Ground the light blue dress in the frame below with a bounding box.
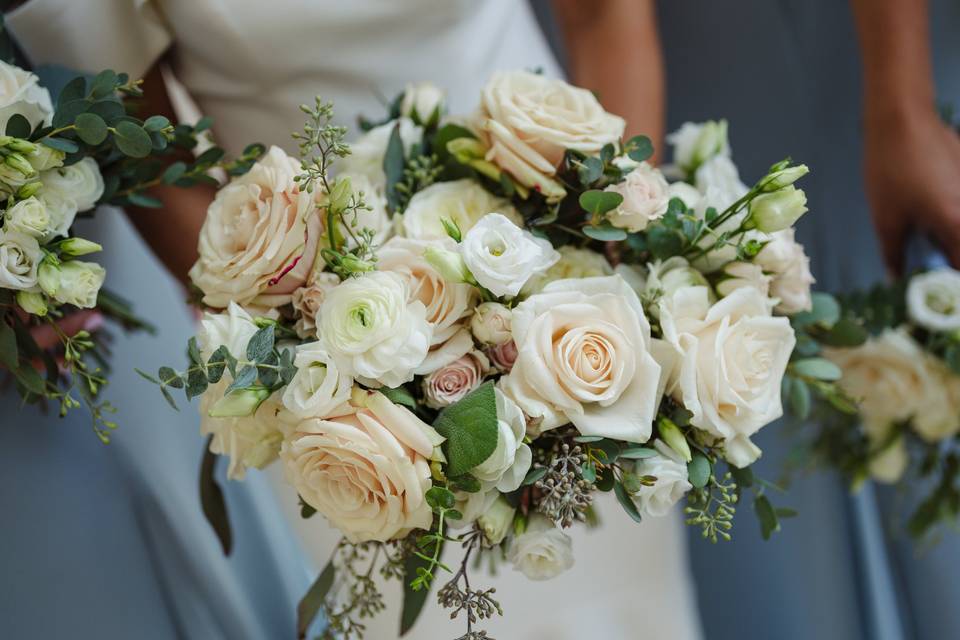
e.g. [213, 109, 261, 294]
[0, 67, 311, 639]
[656, 1, 960, 638]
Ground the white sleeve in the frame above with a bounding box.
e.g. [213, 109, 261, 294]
[7, 0, 173, 79]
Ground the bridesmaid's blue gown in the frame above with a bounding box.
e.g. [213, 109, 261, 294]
[0, 68, 311, 639]
[656, 1, 960, 638]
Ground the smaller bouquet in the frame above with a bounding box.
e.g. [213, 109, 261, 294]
[0, 58, 248, 439]
[796, 267, 960, 539]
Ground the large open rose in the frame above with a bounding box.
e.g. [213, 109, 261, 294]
[659, 286, 795, 467]
[280, 389, 442, 542]
[500, 275, 663, 443]
[190, 146, 321, 308]
[477, 70, 625, 199]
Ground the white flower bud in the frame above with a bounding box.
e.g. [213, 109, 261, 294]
[478, 496, 515, 546]
[16, 290, 47, 316]
[400, 81, 445, 126]
[762, 164, 809, 192]
[59, 237, 103, 257]
[424, 246, 473, 284]
[747, 186, 808, 232]
[470, 301, 512, 345]
[209, 387, 271, 418]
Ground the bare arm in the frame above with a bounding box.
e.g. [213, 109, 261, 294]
[851, 0, 960, 272]
[552, 0, 665, 160]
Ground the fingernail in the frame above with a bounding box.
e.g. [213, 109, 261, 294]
[83, 313, 105, 333]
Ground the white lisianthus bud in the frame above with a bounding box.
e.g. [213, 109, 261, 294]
[209, 387, 272, 418]
[37, 261, 59, 296]
[400, 81, 445, 126]
[52, 260, 105, 308]
[4, 196, 51, 237]
[747, 186, 808, 232]
[16, 290, 47, 316]
[5, 151, 36, 178]
[658, 417, 692, 462]
[59, 237, 103, 257]
[762, 164, 809, 192]
[508, 514, 574, 581]
[470, 301, 513, 345]
[424, 246, 473, 284]
[906, 268, 960, 332]
[715, 261, 771, 299]
[478, 496, 515, 546]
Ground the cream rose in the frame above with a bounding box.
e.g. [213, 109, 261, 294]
[628, 439, 692, 518]
[398, 179, 521, 240]
[460, 213, 560, 298]
[0, 60, 52, 133]
[281, 341, 353, 420]
[41, 157, 104, 212]
[378, 236, 476, 345]
[338, 118, 422, 187]
[754, 229, 814, 314]
[200, 381, 285, 480]
[189, 146, 321, 308]
[0, 228, 41, 290]
[470, 301, 513, 345]
[906, 268, 960, 332]
[604, 163, 670, 232]
[471, 388, 532, 492]
[422, 350, 488, 409]
[281, 389, 442, 542]
[291, 271, 341, 339]
[508, 514, 574, 581]
[659, 286, 795, 467]
[477, 70, 625, 199]
[501, 275, 663, 443]
[318, 270, 432, 387]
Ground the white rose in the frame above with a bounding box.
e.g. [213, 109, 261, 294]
[333, 172, 392, 250]
[501, 275, 663, 443]
[41, 157, 104, 212]
[478, 495, 516, 546]
[422, 350, 488, 409]
[754, 229, 815, 314]
[477, 70, 625, 200]
[628, 439, 692, 518]
[200, 380, 285, 480]
[667, 120, 729, 175]
[4, 196, 51, 237]
[906, 268, 960, 332]
[913, 357, 960, 442]
[281, 389, 442, 542]
[460, 213, 560, 298]
[291, 272, 341, 339]
[0, 228, 41, 290]
[523, 245, 612, 294]
[659, 286, 795, 465]
[472, 388, 532, 492]
[197, 301, 259, 360]
[470, 301, 512, 345]
[0, 60, 52, 133]
[694, 155, 747, 211]
[318, 270, 432, 387]
[868, 435, 908, 484]
[189, 146, 321, 308]
[716, 261, 771, 299]
[603, 163, 670, 232]
[36, 188, 78, 239]
[378, 236, 476, 345]
[398, 179, 521, 240]
[281, 341, 353, 420]
[52, 260, 105, 309]
[338, 118, 422, 187]
[508, 514, 574, 581]
[400, 81, 445, 125]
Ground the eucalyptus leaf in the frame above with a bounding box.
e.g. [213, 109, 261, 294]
[754, 494, 780, 540]
[624, 135, 654, 162]
[614, 480, 643, 523]
[5, 113, 31, 138]
[200, 438, 233, 554]
[0, 321, 17, 369]
[127, 192, 163, 208]
[246, 325, 275, 362]
[522, 466, 548, 486]
[619, 446, 658, 460]
[578, 189, 623, 216]
[114, 121, 152, 158]
[89, 69, 118, 100]
[789, 377, 812, 420]
[41, 137, 78, 153]
[792, 357, 843, 381]
[383, 123, 406, 211]
[687, 452, 711, 489]
[583, 224, 627, 241]
[297, 561, 335, 640]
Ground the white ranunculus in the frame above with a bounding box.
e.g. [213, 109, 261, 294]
[398, 179, 521, 240]
[52, 260, 105, 309]
[470, 301, 512, 345]
[318, 271, 432, 387]
[604, 163, 670, 232]
[400, 81, 445, 125]
[338, 118, 422, 187]
[716, 261, 771, 299]
[333, 172, 392, 250]
[422, 350, 488, 409]
[197, 301, 259, 361]
[37, 188, 79, 239]
[4, 196, 50, 237]
[281, 341, 353, 420]
[291, 271, 341, 339]
[0, 60, 52, 133]
[472, 388, 532, 492]
[378, 236, 476, 345]
[189, 146, 321, 308]
[0, 228, 40, 290]
[281, 389, 442, 542]
[501, 275, 663, 443]
[667, 120, 729, 175]
[523, 245, 612, 295]
[200, 381, 285, 480]
[478, 495, 516, 546]
[460, 213, 560, 298]
[41, 157, 104, 212]
[906, 268, 960, 332]
[659, 286, 795, 463]
[754, 228, 815, 314]
[628, 439, 692, 518]
[508, 514, 574, 581]
[477, 70, 625, 200]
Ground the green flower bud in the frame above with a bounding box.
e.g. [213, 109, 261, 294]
[38, 262, 60, 297]
[59, 237, 103, 257]
[338, 253, 375, 275]
[747, 186, 808, 232]
[16, 290, 48, 316]
[208, 387, 271, 418]
[5, 152, 37, 177]
[28, 145, 65, 172]
[424, 246, 472, 284]
[328, 175, 353, 213]
[658, 416, 692, 462]
[16, 180, 42, 199]
[7, 139, 38, 154]
[762, 164, 809, 192]
[440, 216, 462, 242]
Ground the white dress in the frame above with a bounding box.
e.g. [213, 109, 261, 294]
[9, 2, 702, 638]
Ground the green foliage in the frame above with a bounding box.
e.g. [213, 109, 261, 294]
[199, 437, 233, 555]
[624, 135, 654, 162]
[432, 381, 499, 477]
[298, 561, 336, 639]
[614, 479, 643, 523]
[687, 452, 712, 489]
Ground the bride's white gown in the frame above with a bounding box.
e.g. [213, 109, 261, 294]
[11, 1, 702, 637]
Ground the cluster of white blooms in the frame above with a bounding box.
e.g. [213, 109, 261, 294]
[0, 61, 106, 317]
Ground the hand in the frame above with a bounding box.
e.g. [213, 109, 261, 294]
[28, 310, 103, 352]
[863, 108, 960, 274]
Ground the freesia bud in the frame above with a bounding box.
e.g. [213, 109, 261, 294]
[59, 237, 103, 257]
[762, 164, 809, 192]
[747, 186, 808, 232]
[658, 416, 692, 462]
[479, 496, 516, 546]
[209, 387, 271, 417]
[16, 290, 47, 316]
[424, 246, 473, 284]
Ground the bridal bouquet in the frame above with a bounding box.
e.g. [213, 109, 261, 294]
[0, 59, 251, 440]
[147, 71, 827, 638]
[797, 267, 960, 539]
